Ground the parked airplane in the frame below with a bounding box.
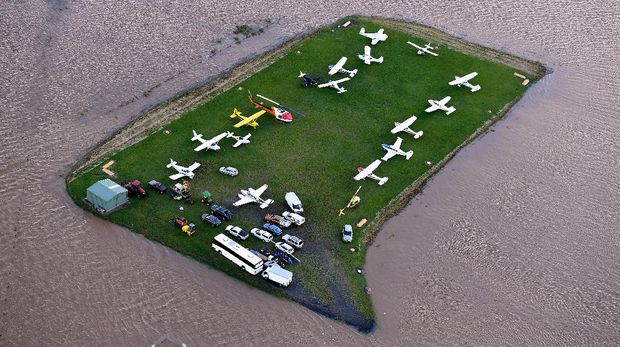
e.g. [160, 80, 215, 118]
[359, 27, 388, 45]
[354, 159, 388, 186]
[191, 130, 232, 151]
[425, 96, 456, 115]
[227, 132, 251, 147]
[298, 71, 320, 87]
[406, 41, 438, 56]
[391, 114, 424, 139]
[233, 184, 274, 209]
[328, 57, 358, 78]
[381, 137, 413, 161]
[357, 45, 384, 65]
[166, 159, 200, 180]
[229, 108, 266, 129]
[317, 77, 350, 94]
[448, 72, 481, 92]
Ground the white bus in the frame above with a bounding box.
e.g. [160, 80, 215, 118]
[212, 233, 264, 275]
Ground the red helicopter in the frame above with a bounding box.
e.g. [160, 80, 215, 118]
[247, 92, 303, 124]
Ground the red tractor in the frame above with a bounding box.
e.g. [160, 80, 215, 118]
[170, 217, 195, 236]
[125, 180, 148, 198]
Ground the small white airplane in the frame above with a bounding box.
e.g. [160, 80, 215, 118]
[425, 96, 456, 115]
[406, 41, 438, 56]
[359, 27, 388, 45]
[191, 130, 232, 152]
[317, 77, 351, 94]
[354, 159, 388, 186]
[381, 137, 413, 161]
[233, 184, 274, 209]
[227, 132, 252, 148]
[328, 57, 358, 78]
[391, 114, 424, 139]
[166, 159, 200, 180]
[357, 45, 384, 65]
[448, 72, 481, 92]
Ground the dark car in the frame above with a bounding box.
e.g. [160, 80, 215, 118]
[210, 204, 233, 221]
[147, 180, 167, 194]
[201, 213, 221, 227]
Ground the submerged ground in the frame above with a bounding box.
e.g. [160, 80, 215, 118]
[67, 18, 537, 329]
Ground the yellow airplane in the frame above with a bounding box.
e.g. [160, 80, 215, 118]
[230, 108, 267, 129]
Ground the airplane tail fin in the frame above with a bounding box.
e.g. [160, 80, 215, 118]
[446, 107, 456, 115]
[166, 159, 176, 168]
[378, 177, 389, 186]
[413, 130, 424, 139]
[377, 56, 384, 64]
[405, 151, 414, 160]
[191, 130, 203, 142]
[298, 71, 305, 78]
[230, 108, 242, 119]
[470, 85, 481, 92]
[359, 27, 365, 35]
[260, 199, 274, 209]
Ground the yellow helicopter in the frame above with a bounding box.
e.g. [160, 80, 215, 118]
[339, 186, 362, 216]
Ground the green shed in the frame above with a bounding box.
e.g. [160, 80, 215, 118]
[86, 179, 128, 213]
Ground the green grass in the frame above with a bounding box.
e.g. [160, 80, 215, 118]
[67, 18, 535, 329]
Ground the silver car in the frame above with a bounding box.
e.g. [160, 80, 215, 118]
[342, 224, 353, 242]
[250, 228, 273, 243]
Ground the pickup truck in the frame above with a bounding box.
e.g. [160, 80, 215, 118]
[282, 211, 305, 226]
[261, 261, 293, 287]
[264, 214, 292, 228]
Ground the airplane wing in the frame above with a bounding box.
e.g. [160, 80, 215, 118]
[354, 160, 382, 180]
[233, 196, 255, 207]
[381, 150, 397, 161]
[425, 103, 439, 113]
[438, 96, 451, 106]
[234, 110, 266, 127]
[392, 137, 403, 150]
[426, 49, 439, 57]
[448, 76, 464, 86]
[406, 41, 421, 50]
[332, 77, 351, 84]
[187, 162, 201, 172]
[253, 184, 268, 197]
[377, 29, 384, 35]
[328, 57, 347, 75]
[193, 142, 211, 152]
[365, 46, 371, 56]
[169, 173, 185, 180]
[400, 115, 417, 128]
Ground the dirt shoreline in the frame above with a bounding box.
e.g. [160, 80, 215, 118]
[65, 16, 546, 332]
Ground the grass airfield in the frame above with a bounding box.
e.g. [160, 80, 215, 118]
[68, 18, 537, 330]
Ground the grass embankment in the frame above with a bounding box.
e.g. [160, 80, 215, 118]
[67, 17, 541, 329]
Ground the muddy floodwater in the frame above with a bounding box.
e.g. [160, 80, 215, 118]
[1, 1, 619, 346]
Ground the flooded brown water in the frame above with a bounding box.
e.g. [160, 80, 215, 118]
[1, 1, 618, 346]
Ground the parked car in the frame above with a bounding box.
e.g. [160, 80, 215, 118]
[210, 204, 233, 220]
[262, 223, 282, 236]
[264, 214, 292, 228]
[219, 166, 238, 177]
[342, 224, 353, 242]
[282, 211, 305, 226]
[285, 192, 303, 214]
[282, 234, 304, 249]
[250, 228, 273, 243]
[225, 225, 249, 240]
[201, 213, 222, 227]
[147, 180, 167, 194]
[275, 241, 295, 255]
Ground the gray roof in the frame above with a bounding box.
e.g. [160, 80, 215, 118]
[87, 179, 127, 201]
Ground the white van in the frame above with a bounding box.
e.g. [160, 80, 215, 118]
[262, 261, 293, 287]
